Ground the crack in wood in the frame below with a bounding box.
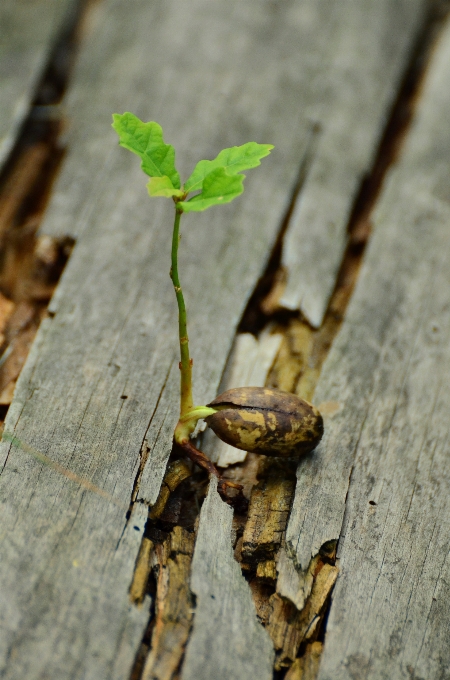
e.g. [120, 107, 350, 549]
[130, 362, 175, 507]
[213, 7, 450, 679]
[238, 123, 322, 337]
[2, 2, 449, 678]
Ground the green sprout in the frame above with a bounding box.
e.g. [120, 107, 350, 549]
[112, 112, 273, 495]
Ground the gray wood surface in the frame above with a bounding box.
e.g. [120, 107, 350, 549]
[0, 0, 76, 170]
[285, 15, 450, 679]
[181, 478, 274, 680]
[0, 0, 313, 677]
[0, 1, 440, 678]
[280, 0, 427, 327]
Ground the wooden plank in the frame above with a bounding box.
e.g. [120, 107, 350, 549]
[0, 0, 320, 677]
[280, 0, 427, 327]
[181, 478, 275, 680]
[0, 0, 76, 170]
[42, 0, 427, 332]
[0, 1, 434, 677]
[284, 15, 450, 679]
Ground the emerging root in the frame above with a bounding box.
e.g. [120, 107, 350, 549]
[177, 438, 247, 510]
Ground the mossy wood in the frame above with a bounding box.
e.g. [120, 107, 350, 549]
[0, 1, 442, 680]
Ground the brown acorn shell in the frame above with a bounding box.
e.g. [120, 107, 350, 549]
[205, 386, 323, 458]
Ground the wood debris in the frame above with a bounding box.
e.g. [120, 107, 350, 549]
[285, 642, 323, 680]
[241, 459, 295, 564]
[267, 562, 338, 669]
[150, 460, 192, 521]
[140, 527, 195, 680]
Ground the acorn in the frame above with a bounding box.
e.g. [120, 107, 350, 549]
[205, 386, 323, 458]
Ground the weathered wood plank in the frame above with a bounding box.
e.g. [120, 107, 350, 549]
[284, 14, 450, 679]
[0, 1, 436, 677]
[0, 0, 320, 677]
[42, 0, 428, 333]
[181, 478, 275, 680]
[0, 0, 76, 170]
[280, 0, 427, 327]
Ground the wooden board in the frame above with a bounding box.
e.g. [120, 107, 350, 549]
[181, 478, 275, 680]
[285, 15, 450, 679]
[0, 0, 76, 170]
[280, 0, 427, 327]
[0, 0, 311, 677]
[0, 0, 435, 678]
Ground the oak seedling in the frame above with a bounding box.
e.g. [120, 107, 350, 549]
[112, 113, 323, 498]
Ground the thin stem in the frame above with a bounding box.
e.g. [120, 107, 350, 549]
[171, 207, 193, 417]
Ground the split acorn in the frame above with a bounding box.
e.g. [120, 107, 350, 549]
[205, 386, 323, 457]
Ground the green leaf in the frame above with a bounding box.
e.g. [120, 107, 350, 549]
[112, 112, 180, 189]
[147, 176, 184, 198]
[178, 167, 244, 213]
[184, 142, 273, 193]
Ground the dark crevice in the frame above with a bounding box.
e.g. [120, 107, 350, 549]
[128, 472, 202, 680]
[345, 0, 450, 246]
[129, 361, 174, 508]
[239, 1, 450, 353]
[126, 3, 450, 678]
[220, 4, 450, 680]
[0, 1, 94, 432]
[238, 122, 322, 336]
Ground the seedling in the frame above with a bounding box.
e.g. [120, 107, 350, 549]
[112, 113, 323, 498]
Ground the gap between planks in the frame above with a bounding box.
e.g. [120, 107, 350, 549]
[0, 2, 439, 680]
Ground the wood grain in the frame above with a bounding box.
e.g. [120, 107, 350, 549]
[285, 14, 450, 679]
[0, 0, 75, 170]
[280, 0, 427, 327]
[181, 478, 275, 680]
[0, 0, 315, 676]
[0, 0, 437, 678]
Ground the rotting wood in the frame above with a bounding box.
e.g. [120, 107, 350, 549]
[0, 0, 440, 677]
[129, 537, 154, 606]
[241, 459, 295, 564]
[148, 459, 192, 521]
[140, 527, 195, 680]
[181, 478, 275, 680]
[285, 642, 323, 680]
[267, 562, 338, 670]
[0, 0, 77, 171]
[275, 550, 321, 612]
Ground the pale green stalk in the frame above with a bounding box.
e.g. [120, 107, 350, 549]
[171, 207, 193, 418]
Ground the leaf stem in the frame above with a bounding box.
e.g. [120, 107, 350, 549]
[171, 206, 193, 417]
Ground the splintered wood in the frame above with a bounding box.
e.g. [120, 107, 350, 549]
[241, 461, 295, 564]
[1, 1, 448, 680]
[141, 528, 195, 680]
[267, 563, 338, 670]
